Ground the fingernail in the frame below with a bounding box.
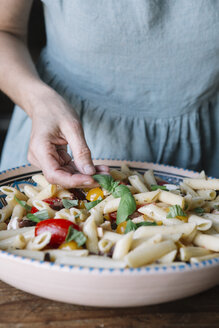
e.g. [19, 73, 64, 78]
[84, 164, 95, 175]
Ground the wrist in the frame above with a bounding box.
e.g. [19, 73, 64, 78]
[22, 81, 57, 119]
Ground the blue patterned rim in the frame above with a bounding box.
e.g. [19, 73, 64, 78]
[0, 161, 218, 273]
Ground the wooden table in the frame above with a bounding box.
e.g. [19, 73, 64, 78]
[0, 281, 218, 328]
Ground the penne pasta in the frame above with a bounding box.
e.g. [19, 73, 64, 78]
[183, 178, 219, 190]
[124, 240, 176, 267]
[138, 204, 182, 225]
[33, 184, 57, 201]
[103, 190, 160, 214]
[158, 190, 185, 209]
[134, 222, 196, 239]
[157, 249, 177, 264]
[27, 232, 51, 251]
[0, 226, 35, 241]
[0, 234, 26, 250]
[202, 213, 219, 233]
[7, 249, 45, 261]
[190, 253, 219, 264]
[188, 215, 212, 231]
[46, 249, 89, 261]
[113, 231, 134, 260]
[179, 246, 211, 262]
[33, 200, 56, 218]
[180, 182, 198, 197]
[143, 170, 157, 189]
[32, 174, 49, 188]
[23, 185, 39, 199]
[128, 175, 148, 193]
[196, 189, 216, 201]
[83, 216, 99, 254]
[56, 255, 126, 268]
[110, 169, 127, 181]
[0, 186, 27, 201]
[193, 232, 219, 252]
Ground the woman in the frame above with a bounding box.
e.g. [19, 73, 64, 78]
[0, 0, 218, 188]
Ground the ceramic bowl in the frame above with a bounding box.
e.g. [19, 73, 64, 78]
[0, 160, 218, 307]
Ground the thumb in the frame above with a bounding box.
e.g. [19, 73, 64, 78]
[63, 119, 96, 175]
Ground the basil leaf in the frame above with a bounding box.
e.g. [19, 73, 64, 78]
[124, 220, 157, 233]
[184, 202, 189, 211]
[14, 196, 32, 212]
[93, 174, 119, 193]
[112, 184, 130, 198]
[27, 210, 49, 223]
[151, 185, 167, 191]
[194, 207, 205, 214]
[62, 199, 79, 209]
[85, 199, 102, 210]
[124, 219, 137, 233]
[166, 205, 186, 218]
[116, 192, 136, 224]
[65, 226, 86, 246]
[93, 174, 114, 191]
[136, 221, 157, 227]
[26, 213, 42, 223]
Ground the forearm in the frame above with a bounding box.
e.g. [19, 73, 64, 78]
[0, 30, 52, 118]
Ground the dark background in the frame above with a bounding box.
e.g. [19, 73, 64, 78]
[0, 0, 45, 157]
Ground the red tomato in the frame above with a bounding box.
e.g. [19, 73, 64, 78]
[35, 219, 80, 248]
[109, 211, 117, 220]
[31, 206, 39, 214]
[43, 197, 61, 205]
[157, 181, 168, 186]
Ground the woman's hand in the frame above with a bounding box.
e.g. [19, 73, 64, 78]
[0, 0, 109, 187]
[28, 89, 109, 188]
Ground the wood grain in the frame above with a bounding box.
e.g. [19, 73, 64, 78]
[0, 281, 218, 328]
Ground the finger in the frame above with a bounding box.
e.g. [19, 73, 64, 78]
[94, 165, 110, 173]
[62, 120, 96, 175]
[29, 141, 96, 188]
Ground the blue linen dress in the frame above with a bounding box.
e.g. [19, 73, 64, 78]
[1, 0, 219, 177]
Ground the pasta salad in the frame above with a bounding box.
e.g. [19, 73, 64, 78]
[0, 164, 219, 269]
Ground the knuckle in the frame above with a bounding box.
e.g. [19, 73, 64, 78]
[44, 171, 56, 185]
[66, 119, 82, 133]
[76, 147, 91, 159]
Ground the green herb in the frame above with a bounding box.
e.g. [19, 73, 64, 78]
[151, 185, 167, 191]
[14, 196, 32, 212]
[93, 174, 119, 193]
[85, 199, 102, 210]
[62, 199, 79, 209]
[166, 205, 186, 218]
[93, 174, 136, 224]
[184, 202, 189, 211]
[213, 205, 219, 211]
[124, 220, 137, 233]
[111, 184, 130, 198]
[136, 221, 157, 227]
[117, 192, 136, 224]
[27, 210, 49, 223]
[65, 226, 86, 246]
[125, 219, 157, 233]
[194, 207, 205, 214]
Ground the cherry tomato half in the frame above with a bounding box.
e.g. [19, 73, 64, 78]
[30, 206, 39, 214]
[43, 197, 61, 205]
[109, 211, 117, 221]
[35, 219, 80, 248]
